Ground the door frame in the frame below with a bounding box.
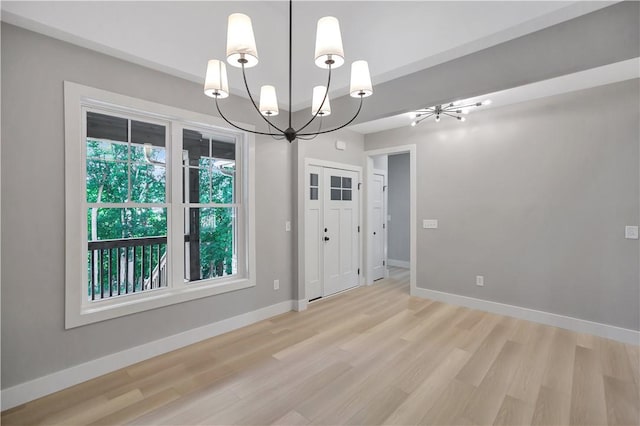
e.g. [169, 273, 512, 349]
[363, 145, 417, 295]
[300, 158, 363, 307]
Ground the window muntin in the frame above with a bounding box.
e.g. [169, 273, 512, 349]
[329, 174, 353, 201]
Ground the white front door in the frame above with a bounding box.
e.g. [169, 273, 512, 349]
[323, 169, 359, 296]
[304, 166, 360, 300]
[371, 173, 385, 280]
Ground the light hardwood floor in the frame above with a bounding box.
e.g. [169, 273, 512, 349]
[3, 268, 639, 425]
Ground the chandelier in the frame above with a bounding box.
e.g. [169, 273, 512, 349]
[410, 99, 491, 126]
[203, 0, 373, 142]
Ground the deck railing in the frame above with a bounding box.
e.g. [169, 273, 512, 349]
[87, 236, 167, 300]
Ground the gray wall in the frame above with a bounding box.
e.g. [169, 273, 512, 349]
[1, 23, 294, 388]
[388, 153, 410, 263]
[366, 79, 640, 331]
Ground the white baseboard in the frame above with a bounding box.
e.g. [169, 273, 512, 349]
[1, 300, 294, 410]
[412, 287, 639, 346]
[294, 299, 308, 312]
[387, 259, 410, 268]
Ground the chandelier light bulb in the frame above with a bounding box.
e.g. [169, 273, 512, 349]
[315, 17, 345, 69]
[411, 121, 417, 127]
[459, 116, 466, 122]
[226, 13, 259, 68]
[435, 115, 441, 122]
[462, 108, 470, 114]
[204, 60, 229, 98]
[259, 85, 279, 116]
[482, 99, 492, 105]
[312, 86, 331, 116]
[350, 60, 373, 97]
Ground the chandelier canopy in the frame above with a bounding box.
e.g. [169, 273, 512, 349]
[204, 0, 373, 142]
[410, 99, 491, 127]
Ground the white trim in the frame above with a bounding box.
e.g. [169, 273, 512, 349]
[294, 299, 308, 312]
[387, 259, 410, 269]
[1, 300, 294, 410]
[363, 145, 417, 296]
[413, 287, 640, 346]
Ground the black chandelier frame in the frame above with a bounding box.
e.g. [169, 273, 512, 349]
[212, 0, 367, 142]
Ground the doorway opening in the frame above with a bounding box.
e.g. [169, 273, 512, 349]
[364, 145, 417, 295]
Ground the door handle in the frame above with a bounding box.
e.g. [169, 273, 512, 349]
[373, 232, 377, 235]
[324, 236, 330, 241]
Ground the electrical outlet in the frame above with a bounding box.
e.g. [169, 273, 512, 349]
[273, 279, 280, 290]
[285, 221, 291, 232]
[476, 275, 484, 286]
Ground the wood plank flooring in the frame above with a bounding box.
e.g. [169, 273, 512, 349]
[3, 268, 639, 425]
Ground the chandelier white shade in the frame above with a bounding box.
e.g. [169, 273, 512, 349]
[350, 60, 373, 97]
[226, 13, 259, 68]
[204, 0, 373, 142]
[312, 86, 331, 116]
[204, 60, 229, 98]
[314, 17, 345, 69]
[259, 85, 279, 116]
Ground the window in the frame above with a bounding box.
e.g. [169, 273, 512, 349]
[65, 82, 255, 328]
[329, 175, 352, 201]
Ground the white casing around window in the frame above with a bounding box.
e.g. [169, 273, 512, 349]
[64, 81, 256, 329]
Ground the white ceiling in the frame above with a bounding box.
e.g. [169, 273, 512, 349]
[349, 58, 640, 134]
[1, 1, 616, 112]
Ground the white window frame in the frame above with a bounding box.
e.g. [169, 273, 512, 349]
[64, 81, 256, 329]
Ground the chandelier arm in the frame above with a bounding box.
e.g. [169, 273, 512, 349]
[268, 121, 287, 140]
[442, 112, 461, 119]
[296, 117, 324, 141]
[297, 95, 364, 137]
[214, 96, 283, 137]
[240, 63, 287, 134]
[295, 65, 332, 134]
[415, 114, 433, 125]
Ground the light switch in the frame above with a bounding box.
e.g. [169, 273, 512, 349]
[285, 221, 291, 232]
[625, 225, 639, 239]
[423, 219, 438, 229]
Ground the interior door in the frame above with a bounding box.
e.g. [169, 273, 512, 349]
[323, 168, 359, 296]
[371, 173, 385, 280]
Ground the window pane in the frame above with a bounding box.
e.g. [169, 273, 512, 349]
[86, 207, 167, 300]
[130, 163, 166, 203]
[184, 207, 237, 282]
[310, 187, 318, 200]
[331, 176, 342, 188]
[342, 177, 352, 188]
[310, 173, 318, 186]
[87, 111, 127, 141]
[342, 189, 352, 201]
[86, 156, 129, 203]
[331, 189, 341, 200]
[183, 129, 235, 204]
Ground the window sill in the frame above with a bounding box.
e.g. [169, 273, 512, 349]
[66, 277, 255, 329]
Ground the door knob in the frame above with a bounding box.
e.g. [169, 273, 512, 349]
[324, 236, 330, 241]
[373, 232, 377, 235]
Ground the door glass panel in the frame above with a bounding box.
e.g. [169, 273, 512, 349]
[342, 177, 352, 188]
[331, 189, 342, 200]
[330, 176, 342, 188]
[342, 189, 352, 201]
[310, 173, 318, 186]
[310, 187, 318, 200]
